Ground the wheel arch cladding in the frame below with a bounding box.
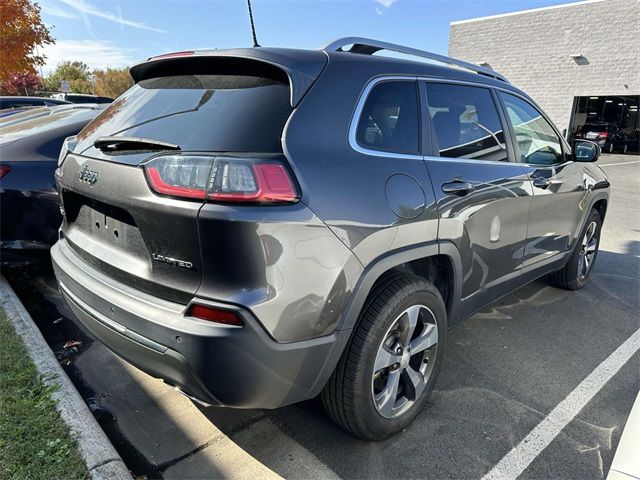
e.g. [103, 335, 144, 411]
[337, 242, 464, 333]
[592, 198, 607, 220]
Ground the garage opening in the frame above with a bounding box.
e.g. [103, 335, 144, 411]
[568, 95, 639, 154]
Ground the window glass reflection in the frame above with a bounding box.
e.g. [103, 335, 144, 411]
[426, 83, 508, 162]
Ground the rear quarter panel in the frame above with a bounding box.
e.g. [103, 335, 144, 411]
[283, 55, 440, 266]
[196, 203, 362, 342]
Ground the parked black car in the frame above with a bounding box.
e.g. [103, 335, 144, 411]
[578, 121, 628, 153]
[0, 104, 103, 266]
[51, 38, 609, 440]
[0, 96, 71, 110]
[625, 129, 640, 153]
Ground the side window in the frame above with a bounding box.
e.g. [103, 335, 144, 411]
[499, 93, 563, 165]
[355, 80, 420, 155]
[425, 83, 508, 162]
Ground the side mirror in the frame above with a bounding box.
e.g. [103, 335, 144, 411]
[573, 139, 600, 162]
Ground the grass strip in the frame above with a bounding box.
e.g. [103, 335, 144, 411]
[0, 306, 88, 480]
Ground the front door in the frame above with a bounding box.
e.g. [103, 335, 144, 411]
[422, 82, 533, 321]
[497, 92, 585, 269]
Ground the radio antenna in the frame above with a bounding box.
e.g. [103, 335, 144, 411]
[246, 0, 260, 47]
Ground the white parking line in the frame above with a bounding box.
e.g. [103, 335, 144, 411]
[600, 160, 640, 167]
[482, 328, 640, 480]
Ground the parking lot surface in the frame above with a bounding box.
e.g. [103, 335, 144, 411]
[6, 153, 639, 479]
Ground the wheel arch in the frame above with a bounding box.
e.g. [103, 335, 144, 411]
[569, 192, 609, 250]
[337, 241, 463, 333]
[592, 198, 608, 221]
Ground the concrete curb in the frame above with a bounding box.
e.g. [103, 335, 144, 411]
[1, 275, 132, 480]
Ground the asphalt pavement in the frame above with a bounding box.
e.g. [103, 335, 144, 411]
[5, 153, 639, 480]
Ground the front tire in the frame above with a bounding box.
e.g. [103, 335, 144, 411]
[321, 273, 446, 440]
[551, 209, 602, 290]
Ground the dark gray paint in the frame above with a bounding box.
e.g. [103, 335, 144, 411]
[51, 46, 610, 409]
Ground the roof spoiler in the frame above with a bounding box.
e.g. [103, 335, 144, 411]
[129, 49, 328, 107]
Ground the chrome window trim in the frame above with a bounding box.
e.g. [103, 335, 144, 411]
[348, 74, 571, 166]
[348, 75, 423, 160]
[422, 155, 528, 167]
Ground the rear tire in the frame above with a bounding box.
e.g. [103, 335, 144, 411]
[550, 209, 602, 290]
[321, 273, 446, 440]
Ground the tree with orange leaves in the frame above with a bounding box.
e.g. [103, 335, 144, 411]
[0, 0, 54, 83]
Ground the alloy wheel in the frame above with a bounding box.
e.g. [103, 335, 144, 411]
[577, 221, 598, 280]
[372, 304, 438, 419]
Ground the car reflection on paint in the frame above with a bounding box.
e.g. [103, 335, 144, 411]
[0, 104, 105, 266]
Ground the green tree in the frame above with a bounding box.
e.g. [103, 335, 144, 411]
[93, 67, 133, 99]
[43, 61, 93, 93]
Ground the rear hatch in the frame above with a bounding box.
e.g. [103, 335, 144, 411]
[57, 50, 326, 303]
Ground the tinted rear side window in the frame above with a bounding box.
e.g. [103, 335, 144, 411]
[77, 74, 292, 153]
[355, 80, 420, 155]
[426, 83, 508, 162]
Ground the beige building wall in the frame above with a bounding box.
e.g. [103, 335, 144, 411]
[449, 0, 640, 131]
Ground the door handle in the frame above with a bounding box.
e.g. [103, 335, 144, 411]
[441, 180, 474, 195]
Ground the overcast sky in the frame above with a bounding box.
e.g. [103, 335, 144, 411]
[39, 0, 582, 73]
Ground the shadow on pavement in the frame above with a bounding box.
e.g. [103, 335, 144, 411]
[199, 246, 639, 480]
[3, 265, 230, 480]
[4, 241, 638, 479]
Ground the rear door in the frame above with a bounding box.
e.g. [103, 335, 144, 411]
[422, 81, 533, 319]
[497, 92, 584, 269]
[57, 66, 300, 304]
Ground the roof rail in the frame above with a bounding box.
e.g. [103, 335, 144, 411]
[321, 36, 509, 83]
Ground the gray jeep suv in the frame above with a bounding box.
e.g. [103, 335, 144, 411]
[51, 38, 609, 440]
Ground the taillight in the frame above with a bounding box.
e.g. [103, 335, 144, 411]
[58, 135, 77, 167]
[208, 159, 297, 203]
[186, 304, 243, 326]
[599, 132, 609, 139]
[0, 165, 10, 178]
[145, 155, 211, 199]
[144, 154, 299, 204]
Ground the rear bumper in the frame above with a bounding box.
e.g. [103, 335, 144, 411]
[51, 239, 350, 409]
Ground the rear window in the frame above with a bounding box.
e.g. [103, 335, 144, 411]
[78, 74, 292, 153]
[583, 124, 612, 132]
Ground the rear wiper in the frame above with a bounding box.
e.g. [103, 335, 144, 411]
[94, 136, 181, 152]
